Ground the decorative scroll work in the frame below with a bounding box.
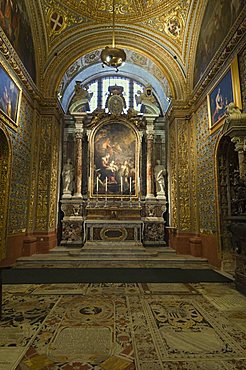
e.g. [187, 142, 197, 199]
[169, 121, 177, 228]
[195, 101, 219, 234]
[177, 119, 191, 231]
[0, 124, 11, 260]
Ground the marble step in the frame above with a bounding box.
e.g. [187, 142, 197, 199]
[16, 253, 209, 268]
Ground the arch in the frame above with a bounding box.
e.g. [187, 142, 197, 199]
[0, 123, 12, 261]
[42, 28, 186, 101]
[215, 131, 238, 273]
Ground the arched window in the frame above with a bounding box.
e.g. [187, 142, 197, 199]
[85, 75, 145, 112]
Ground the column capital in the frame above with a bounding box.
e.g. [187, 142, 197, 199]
[231, 136, 246, 152]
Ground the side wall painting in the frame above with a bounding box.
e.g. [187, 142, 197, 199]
[0, 0, 36, 82]
[0, 64, 21, 127]
[193, 0, 244, 87]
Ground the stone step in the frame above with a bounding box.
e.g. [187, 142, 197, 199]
[16, 254, 209, 269]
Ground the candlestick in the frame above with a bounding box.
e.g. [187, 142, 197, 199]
[96, 176, 99, 193]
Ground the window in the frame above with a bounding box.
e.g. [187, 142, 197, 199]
[86, 76, 145, 113]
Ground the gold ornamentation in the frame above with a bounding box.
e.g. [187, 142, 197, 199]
[0, 123, 12, 260]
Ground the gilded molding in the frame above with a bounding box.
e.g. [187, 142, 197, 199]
[0, 30, 37, 95]
[0, 122, 12, 260]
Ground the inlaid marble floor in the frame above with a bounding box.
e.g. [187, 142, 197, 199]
[1, 282, 246, 369]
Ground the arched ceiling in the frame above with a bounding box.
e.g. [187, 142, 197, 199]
[22, 0, 246, 106]
[28, 0, 198, 101]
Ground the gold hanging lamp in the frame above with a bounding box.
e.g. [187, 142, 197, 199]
[100, 0, 126, 72]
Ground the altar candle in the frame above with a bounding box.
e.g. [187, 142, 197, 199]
[121, 176, 123, 193]
[96, 176, 99, 192]
[129, 177, 132, 194]
[105, 177, 107, 192]
[138, 177, 141, 193]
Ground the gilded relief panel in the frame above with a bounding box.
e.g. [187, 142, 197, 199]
[177, 119, 191, 231]
[35, 117, 53, 231]
[49, 120, 60, 230]
[195, 100, 220, 234]
[27, 109, 41, 233]
[0, 125, 11, 260]
[189, 116, 198, 232]
[169, 122, 177, 228]
[238, 46, 246, 113]
[8, 96, 33, 235]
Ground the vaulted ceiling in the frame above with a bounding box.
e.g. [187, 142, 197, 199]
[29, 0, 200, 99]
[1, 0, 244, 105]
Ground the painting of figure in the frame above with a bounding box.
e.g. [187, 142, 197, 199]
[193, 0, 244, 87]
[0, 65, 20, 124]
[0, 0, 36, 82]
[93, 122, 137, 195]
[208, 69, 233, 127]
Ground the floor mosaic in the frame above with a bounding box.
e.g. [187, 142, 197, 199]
[1, 282, 246, 369]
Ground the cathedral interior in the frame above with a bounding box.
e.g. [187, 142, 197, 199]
[0, 0, 246, 368]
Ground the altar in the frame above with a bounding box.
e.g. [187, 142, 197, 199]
[60, 83, 167, 252]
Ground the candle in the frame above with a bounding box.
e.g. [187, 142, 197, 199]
[105, 177, 107, 192]
[96, 176, 99, 192]
[121, 176, 123, 193]
[129, 177, 132, 194]
[138, 177, 141, 193]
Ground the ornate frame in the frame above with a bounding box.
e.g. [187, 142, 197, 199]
[0, 63, 21, 131]
[89, 116, 141, 198]
[207, 56, 242, 134]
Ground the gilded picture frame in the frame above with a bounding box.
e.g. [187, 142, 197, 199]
[207, 56, 242, 133]
[0, 63, 21, 130]
[90, 118, 140, 198]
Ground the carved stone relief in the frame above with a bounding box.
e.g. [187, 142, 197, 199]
[0, 124, 11, 260]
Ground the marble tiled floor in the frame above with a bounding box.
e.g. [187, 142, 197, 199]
[1, 281, 246, 370]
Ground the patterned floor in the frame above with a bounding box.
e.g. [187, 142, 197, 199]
[1, 282, 246, 369]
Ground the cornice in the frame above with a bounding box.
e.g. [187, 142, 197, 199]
[0, 30, 39, 97]
[190, 8, 246, 106]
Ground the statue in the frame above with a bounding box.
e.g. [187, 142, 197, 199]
[225, 102, 241, 115]
[62, 158, 74, 196]
[154, 160, 166, 197]
[135, 84, 160, 114]
[69, 81, 93, 113]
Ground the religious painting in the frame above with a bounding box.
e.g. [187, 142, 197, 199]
[0, 64, 21, 128]
[92, 122, 138, 196]
[193, 0, 244, 87]
[207, 56, 242, 132]
[0, 0, 36, 82]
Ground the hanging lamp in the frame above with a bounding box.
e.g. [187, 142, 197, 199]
[100, 0, 126, 72]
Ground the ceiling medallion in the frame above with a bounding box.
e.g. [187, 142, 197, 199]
[100, 0, 126, 72]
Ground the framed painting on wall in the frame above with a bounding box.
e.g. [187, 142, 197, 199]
[0, 64, 21, 130]
[207, 56, 242, 133]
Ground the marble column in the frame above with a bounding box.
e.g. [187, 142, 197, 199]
[73, 115, 85, 198]
[145, 116, 156, 199]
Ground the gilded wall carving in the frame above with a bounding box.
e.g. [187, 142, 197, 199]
[0, 124, 11, 260]
[194, 100, 220, 234]
[35, 117, 53, 231]
[35, 113, 60, 232]
[189, 116, 198, 232]
[238, 45, 246, 113]
[169, 121, 177, 228]
[49, 120, 60, 230]
[27, 109, 41, 233]
[8, 96, 33, 235]
[177, 119, 191, 231]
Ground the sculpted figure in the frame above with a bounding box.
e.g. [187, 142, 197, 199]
[154, 160, 166, 195]
[62, 158, 74, 193]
